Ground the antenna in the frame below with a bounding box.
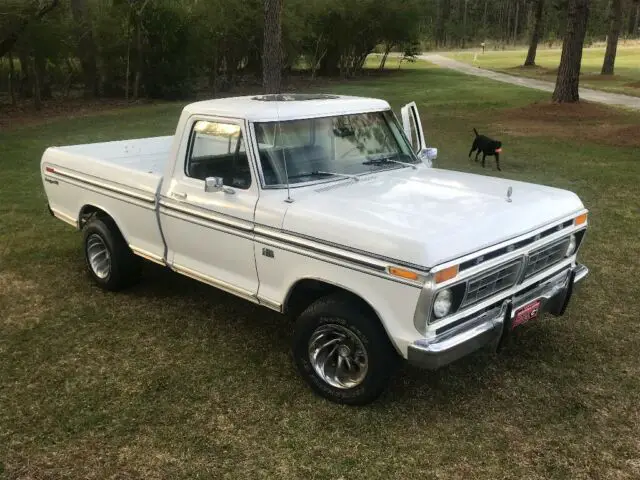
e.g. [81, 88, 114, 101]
[273, 93, 293, 203]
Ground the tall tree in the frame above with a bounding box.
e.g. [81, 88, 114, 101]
[263, 0, 283, 94]
[525, 0, 545, 65]
[0, 0, 59, 57]
[513, 0, 520, 44]
[601, 0, 622, 74]
[600, 0, 622, 75]
[552, 0, 590, 103]
[628, 0, 639, 35]
[70, 0, 98, 97]
[8, 50, 17, 105]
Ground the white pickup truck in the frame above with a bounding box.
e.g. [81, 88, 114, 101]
[40, 93, 589, 405]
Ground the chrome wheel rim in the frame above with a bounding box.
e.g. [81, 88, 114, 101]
[87, 234, 111, 279]
[308, 323, 368, 389]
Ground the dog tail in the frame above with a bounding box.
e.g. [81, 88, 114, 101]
[473, 128, 479, 136]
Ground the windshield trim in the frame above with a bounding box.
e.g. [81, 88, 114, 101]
[249, 109, 420, 190]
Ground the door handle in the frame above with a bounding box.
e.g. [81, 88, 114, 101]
[172, 192, 187, 200]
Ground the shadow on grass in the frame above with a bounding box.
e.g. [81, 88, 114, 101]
[118, 260, 589, 412]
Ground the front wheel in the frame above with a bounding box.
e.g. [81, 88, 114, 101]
[292, 293, 399, 405]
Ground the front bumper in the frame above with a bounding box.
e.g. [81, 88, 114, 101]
[407, 263, 588, 370]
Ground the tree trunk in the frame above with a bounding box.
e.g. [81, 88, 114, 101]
[437, 0, 450, 48]
[601, 0, 622, 74]
[628, 1, 639, 35]
[209, 51, 219, 97]
[133, 15, 142, 100]
[552, 0, 590, 103]
[462, 0, 468, 48]
[379, 43, 392, 70]
[8, 51, 17, 105]
[18, 51, 32, 98]
[513, 0, 520, 44]
[35, 53, 51, 99]
[32, 57, 41, 110]
[310, 33, 326, 79]
[64, 57, 74, 98]
[70, 0, 98, 97]
[483, 0, 488, 32]
[125, 16, 131, 101]
[525, 0, 545, 66]
[263, 0, 283, 94]
[318, 47, 341, 76]
[506, 2, 512, 44]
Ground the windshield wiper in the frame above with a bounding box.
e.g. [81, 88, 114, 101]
[289, 171, 360, 182]
[362, 154, 418, 170]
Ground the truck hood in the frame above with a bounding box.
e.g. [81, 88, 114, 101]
[281, 167, 585, 268]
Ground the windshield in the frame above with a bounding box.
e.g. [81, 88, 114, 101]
[254, 110, 418, 186]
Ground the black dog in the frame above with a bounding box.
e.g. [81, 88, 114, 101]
[469, 128, 502, 171]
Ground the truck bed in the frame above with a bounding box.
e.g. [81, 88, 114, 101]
[55, 135, 173, 177]
[41, 136, 174, 263]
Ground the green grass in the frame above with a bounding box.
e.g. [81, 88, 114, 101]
[446, 45, 640, 97]
[2, 63, 640, 479]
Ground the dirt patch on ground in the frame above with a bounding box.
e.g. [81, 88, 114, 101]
[506, 65, 557, 76]
[500, 100, 621, 122]
[493, 101, 640, 147]
[624, 81, 640, 89]
[581, 74, 624, 82]
[0, 98, 157, 132]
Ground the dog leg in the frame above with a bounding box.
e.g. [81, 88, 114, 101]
[475, 151, 481, 162]
[495, 153, 501, 171]
[482, 153, 486, 168]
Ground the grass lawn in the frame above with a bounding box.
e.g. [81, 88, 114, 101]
[2, 63, 640, 479]
[445, 45, 640, 97]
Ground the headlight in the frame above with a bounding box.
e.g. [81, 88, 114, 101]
[565, 234, 577, 257]
[433, 289, 453, 318]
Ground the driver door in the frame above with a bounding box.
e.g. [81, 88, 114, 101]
[159, 116, 259, 300]
[400, 102, 437, 166]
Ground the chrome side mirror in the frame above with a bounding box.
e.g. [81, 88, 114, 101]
[205, 176, 224, 193]
[418, 147, 438, 167]
[205, 176, 235, 194]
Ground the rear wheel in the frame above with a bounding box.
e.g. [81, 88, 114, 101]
[292, 293, 399, 405]
[82, 216, 141, 291]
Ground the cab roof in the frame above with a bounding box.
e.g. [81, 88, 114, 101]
[183, 93, 391, 122]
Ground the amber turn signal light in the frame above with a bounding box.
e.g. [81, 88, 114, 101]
[434, 265, 459, 284]
[388, 267, 419, 281]
[574, 213, 588, 226]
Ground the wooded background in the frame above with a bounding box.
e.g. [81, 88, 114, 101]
[1, 0, 639, 107]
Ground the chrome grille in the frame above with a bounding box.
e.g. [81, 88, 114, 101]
[461, 259, 523, 308]
[524, 237, 570, 279]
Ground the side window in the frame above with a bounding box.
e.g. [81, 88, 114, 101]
[186, 120, 252, 189]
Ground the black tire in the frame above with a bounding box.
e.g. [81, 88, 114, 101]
[292, 293, 399, 405]
[82, 216, 141, 291]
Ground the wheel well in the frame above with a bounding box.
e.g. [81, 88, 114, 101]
[78, 205, 111, 229]
[284, 279, 379, 322]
